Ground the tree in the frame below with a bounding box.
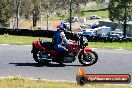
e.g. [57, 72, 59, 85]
[19, 0, 41, 27]
[0, 0, 107, 27]
[108, 0, 132, 38]
[16, 0, 107, 29]
[0, 0, 14, 27]
[31, 0, 41, 27]
[19, 0, 51, 28]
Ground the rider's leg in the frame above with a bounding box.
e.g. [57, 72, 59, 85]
[57, 44, 68, 56]
[54, 44, 68, 57]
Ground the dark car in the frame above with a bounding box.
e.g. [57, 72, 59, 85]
[108, 31, 123, 38]
[82, 30, 97, 37]
[108, 31, 124, 41]
[85, 23, 99, 29]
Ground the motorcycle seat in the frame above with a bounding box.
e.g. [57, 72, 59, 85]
[40, 41, 54, 49]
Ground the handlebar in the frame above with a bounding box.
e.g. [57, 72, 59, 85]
[72, 33, 88, 49]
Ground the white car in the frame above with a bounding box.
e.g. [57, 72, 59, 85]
[90, 15, 101, 19]
[77, 29, 97, 36]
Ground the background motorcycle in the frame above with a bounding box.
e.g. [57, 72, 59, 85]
[31, 35, 98, 66]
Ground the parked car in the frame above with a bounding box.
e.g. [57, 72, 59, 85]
[80, 23, 99, 29]
[76, 29, 87, 35]
[79, 17, 86, 23]
[89, 15, 101, 20]
[67, 17, 79, 23]
[86, 23, 99, 29]
[80, 24, 87, 29]
[81, 29, 97, 37]
[108, 31, 124, 39]
[82, 31, 96, 37]
[95, 26, 111, 37]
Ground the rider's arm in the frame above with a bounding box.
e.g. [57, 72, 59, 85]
[62, 38, 73, 45]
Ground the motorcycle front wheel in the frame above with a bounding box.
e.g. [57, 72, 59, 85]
[78, 50, 98, 66]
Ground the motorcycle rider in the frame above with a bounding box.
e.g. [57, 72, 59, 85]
[60, 31, 73, 45]
[52, 21, 70, 58]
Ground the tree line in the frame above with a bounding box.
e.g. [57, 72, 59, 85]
[0, 0, 131, 30]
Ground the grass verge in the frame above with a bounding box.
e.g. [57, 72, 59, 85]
[89, 42, 132, 50]
[0, 35, 132, 50]
[0, 34, 52, 45]
[0, 76, 132, 88]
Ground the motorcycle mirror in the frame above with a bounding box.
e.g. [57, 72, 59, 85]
[84, 43, 88, 46]
[39, 38, 42, 42]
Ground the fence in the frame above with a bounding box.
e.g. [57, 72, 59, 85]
[0, 28, 131, 42]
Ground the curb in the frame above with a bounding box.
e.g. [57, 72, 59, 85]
[0, 76, 132, 86]
[0, 44, 10, 46]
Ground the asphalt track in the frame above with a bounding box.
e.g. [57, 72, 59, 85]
[0, 45, 132, 84]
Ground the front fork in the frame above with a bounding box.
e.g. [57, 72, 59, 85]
[31, 45, 36, 53]
[31, 45, 34, 53]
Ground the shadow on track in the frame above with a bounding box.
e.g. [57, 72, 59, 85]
[9, 62, 87, 67]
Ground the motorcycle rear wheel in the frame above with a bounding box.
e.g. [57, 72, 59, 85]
[33, 51, 49, 64]
[78, 51, 98, 66]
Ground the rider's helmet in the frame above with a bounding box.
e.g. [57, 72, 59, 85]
[60, 21, 70, 31]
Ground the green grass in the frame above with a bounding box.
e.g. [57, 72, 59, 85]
[0, 34, 51, 45]
[0, 35, 132, 50]
[83, 10, 108, 18]
[73, 10, 108, 18]
[52, 10, 109, 20]
[0, 77, 132, 88]
[73, 4, 109, 18]
[89, 42, 132, 50]
[43, 8, 109, 21]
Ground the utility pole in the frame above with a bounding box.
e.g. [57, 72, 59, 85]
[39, 0, 43, 29]
[47, 15, 49, 30]
[69, 0, 72, 32]
[15, 0, 20, 29]
[123, 1, 127, 38]
[47, 1, 49, 30]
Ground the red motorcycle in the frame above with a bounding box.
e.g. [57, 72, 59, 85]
[31, 35, 98, 66]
